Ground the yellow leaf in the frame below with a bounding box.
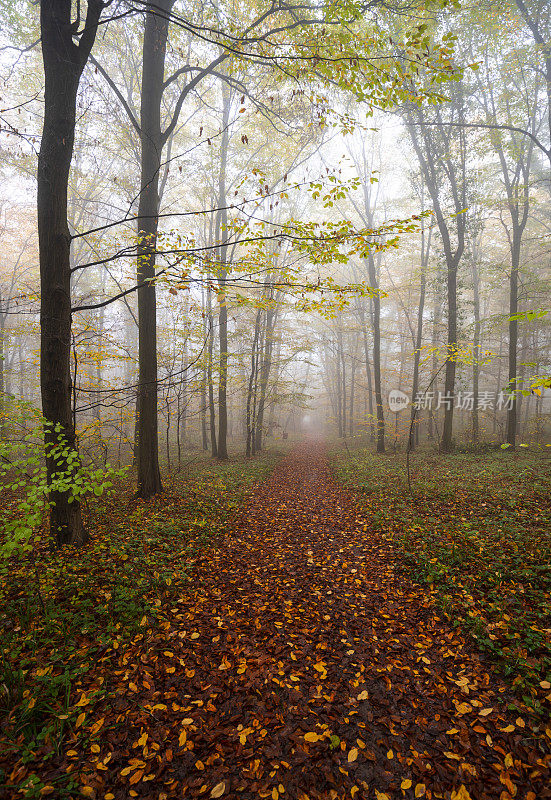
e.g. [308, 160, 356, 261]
[375, 792, 390, 800]
[455, 703, 472, 715]
[451, 787, 472, 800]
[401, 779, 412, 790]
[196, 760, 205, 770]
[91, 717, 105, 735]
[80, 789, 95, 798]
[539, 680, 550, 689]
[179, 730, 187, 747]
[505, 753, 513, 768]
[28, 698, 36, 710]
[76, 693, 89, 707]
[129, 769, 144, 785]
[76, 712, 86, 728]
[304, 732, 319, 742]
[387, 750, 393, 760]
[357, 690, 369, 700]
[211, 782, 226, 798]
[500, 725, 515, 733]
[272, 789, 279, 800]
[91, 744, 100, 754]
[348, 747, 358, 763]
[478, 708, 493, 716]
[415, 784, 426, 798]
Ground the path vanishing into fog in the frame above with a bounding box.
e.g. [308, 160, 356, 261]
[70, 443, 550, 799]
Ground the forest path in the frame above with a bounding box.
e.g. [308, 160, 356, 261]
[84, 442, 549, 800]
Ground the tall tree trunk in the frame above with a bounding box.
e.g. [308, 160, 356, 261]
[506, 233, 521, 447]
[216, 80, 230, 460]
[441, 258, 458, 452]
[494, 329, 503, 436]
[201, 289, 209, 451]
[349, 354, 356, 437]
[471, 252, 481, 443]
[254, 306, 277, 453]
[246, 310, 262, 457]
[38, 0, 103, 546]
[367, 273, 385, 453]
[135, 1, 173, 496]
[336, 347, 343, 438]
[207, 280, 218, 457]
[410, 260, 426, 450]
[360, 315, 375, 442]
[0, 310, 5, 440]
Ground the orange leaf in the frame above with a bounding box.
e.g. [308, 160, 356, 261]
[348, 747, 358, 763]
[451, 787, 472, 800]
[129, 769, 144, 785]
[211, 783, 226, 798]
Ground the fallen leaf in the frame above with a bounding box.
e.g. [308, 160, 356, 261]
[348, 747, 358, 763]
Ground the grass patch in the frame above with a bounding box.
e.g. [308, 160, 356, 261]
[333, 444, 551, 709]
[0, 449, 280, 794]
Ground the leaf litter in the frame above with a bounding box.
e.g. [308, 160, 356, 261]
[2, 443, 550, 799]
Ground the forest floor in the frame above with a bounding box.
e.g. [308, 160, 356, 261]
[1, 442, 550, 799]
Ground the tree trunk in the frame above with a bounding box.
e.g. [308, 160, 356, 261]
[410, 260, 426, 451]
[254, 306, 277, 453]
[38, 0, 103, 546]
[349, 354, 356, 437]
[471, 252, 481, 443]
[216, 80, 230, 460]
[506, 234, 521, 447]
[206, 277, 218, 457]
[246, 310, 262, 457]
[135, 1, 173, 496]
[0, 311, 5, 440]
[441, 258, 458, 452]
[367, 273, 385, 453]
[360, 315, 375, 442]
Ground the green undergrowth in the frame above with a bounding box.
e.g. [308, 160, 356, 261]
[333, 444, 551, 710]
[0, 450, 280, 793]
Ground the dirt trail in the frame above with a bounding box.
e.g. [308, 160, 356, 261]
[70, 443, 550, 799]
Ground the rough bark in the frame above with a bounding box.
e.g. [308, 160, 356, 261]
[246, 310, 262, 457]
[216, 80, 230, 460]
[135, 1, 174, 497]
[38, 0, 103, 545]
[254, 306, 277, 453]
[471, 247, 481, 443]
